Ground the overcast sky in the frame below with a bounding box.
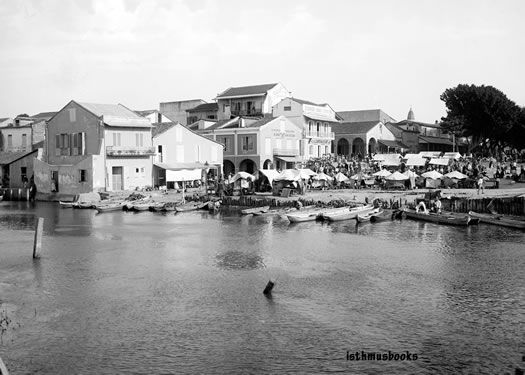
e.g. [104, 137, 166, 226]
[1, 0, 523, 122]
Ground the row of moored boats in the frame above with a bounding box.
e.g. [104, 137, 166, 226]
[60, 199, 211, 213]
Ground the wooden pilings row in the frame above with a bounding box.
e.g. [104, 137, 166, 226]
[443, 196, 524, 215]
[0, 188, 30, 201]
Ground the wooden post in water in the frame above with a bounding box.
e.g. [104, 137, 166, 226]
[263, 280, 275, 295]
[33, 217, 44, 259]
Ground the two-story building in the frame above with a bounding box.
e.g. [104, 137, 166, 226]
[34, 100, 154, 195]
[272, 97, 337, 159]
[215, 83, 290, 120]
[135, 109, 172, 124]
[152, 122, 223, 188]
[159, 99, 206, 125]
[186, 102, 219, 125]
[198, 115, 303, 175]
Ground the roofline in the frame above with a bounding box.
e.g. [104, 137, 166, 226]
[155, 122, 224, 147]
[0, 149, 38, 165]
[215, 93, 267, 100]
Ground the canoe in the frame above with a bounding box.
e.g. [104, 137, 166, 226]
[323, 205, 375, 222]
[403, 210, 478, 226]
[148, 203, 166, 212]
[356, 208, 382, 223]
[241, 206, 270, 215]
[468, 211, 525, 230]
[370, 209, 394, 223]
[175, 202, 208, 212]
[96, 203, 124, 213]
[59, 201, 75, 208]
[286, 210, 323, 223]
[131, 203, 152, 211]
[72, 202, 95, 209]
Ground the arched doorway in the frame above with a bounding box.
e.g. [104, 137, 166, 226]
[223, 160, 235, 176]
[331, 140, 335, 154]
[368, 138, 377, 155]
[263, 159, 273, 169]
[239, 159, 256, 174]
[352, 138, 365, 157]
[337, 138, 350, 156]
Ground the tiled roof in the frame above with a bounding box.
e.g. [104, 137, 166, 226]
[291, 98, 324, 106]
[397, 120, 441, 128]
[204, 118, 239, 130]
[135, 109, 158, 117]
[77, 102, 151, 128]
[31, 111, 57, 120]
[187, 103, 218, 113]
[419, 136, 453, 145]
[331, 121, 380, 134]
[0, 118, 11, 122]
[216, 83, 278, 99]
[0, 150, 37, 165]
[244, 116, 276, 128]
[152, 122, 177, 137]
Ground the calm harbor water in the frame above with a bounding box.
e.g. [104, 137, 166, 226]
[0, 201, 523, 374]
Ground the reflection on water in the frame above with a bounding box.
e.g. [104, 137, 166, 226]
[0, 200, 523, 374]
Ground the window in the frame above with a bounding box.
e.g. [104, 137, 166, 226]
[136, 168, 139, 173]
[242, 136, 254, 151]
[158, 145, 162, 153]
[7, 135, 12, 147]
[141, 167, 145, 173]
[113, 132, 121, 146]
[79, 169, 87, 182]
[68, 108, 76, 122]
[71, 132, 85, 155]
[136, 133, 144, 147]
[22, 134, 27, 147]
[21, 167, 27, 181]
[284, 106, 291, 111]
[219, 137, 230, 152]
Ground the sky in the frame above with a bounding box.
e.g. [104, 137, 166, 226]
[1, 0, 524, 122]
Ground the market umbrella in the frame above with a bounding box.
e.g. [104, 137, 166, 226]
[421, 170, 443, 179]
[385, 171, 409, 181]
[373, 169, 392, 177]
[274, 169, 301, 181]
[334, 172, 349, 182]
[313, 172, 334, 181]
[444, 170, 468, 179]
[297, 168, 318, 179]
[231, 171, 254, 182]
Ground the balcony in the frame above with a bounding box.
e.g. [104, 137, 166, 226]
[273, 148, 299, 156]
[231, 109, 263, 117]
[106, 146, 155, 156]
[303, 130, 335, 139]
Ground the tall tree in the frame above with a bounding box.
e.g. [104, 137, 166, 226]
[440, 84, 521, 152]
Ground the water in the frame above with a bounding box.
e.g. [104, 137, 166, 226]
[0, 201, 523, 374]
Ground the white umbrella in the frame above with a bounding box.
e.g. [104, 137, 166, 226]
[297, 168, 318, 179]
[405, 170, 419, 178]
[421, 170, 443, 179]
[231, 171, 254, 182]
[444, 170, 468, 179]
[274, 169, 301, 181]
[373, 169, 392, 177]
[385, 171, 409, 181]
[313, 172, 334, 181]
[334, 172, 349, 182]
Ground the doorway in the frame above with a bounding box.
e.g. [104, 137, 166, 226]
[112, 166, 123, 190]
[52, 170, 59, 192]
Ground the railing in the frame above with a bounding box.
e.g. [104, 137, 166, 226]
[273, 148, 299, 156]
[303, 130, 335, 139]
[106, 146, 155, 156]
[230, 109, 263, 117]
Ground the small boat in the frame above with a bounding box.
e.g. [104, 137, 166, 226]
[323, 205, 375, 222]
[356, 208, 382, 223]
[370, 209, 394, 223]
[403, 209, 478, 226]
[468, 211, 525, 230]
[59, 200, 75, 208]
[175, 201, 208, 212]
[241, 206, 270, 215]
[130, 203, 152, 211]
[286, 210, 324, 223]
[148, 202, 166, 212]
[72, 202, 95, 209]
[95, 202, 125, 213]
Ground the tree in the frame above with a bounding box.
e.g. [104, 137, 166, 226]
[440, 84, 522, 152]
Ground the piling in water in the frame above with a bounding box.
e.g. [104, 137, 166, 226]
[263, 280, 275, 295]
[33, 217, 44, 259]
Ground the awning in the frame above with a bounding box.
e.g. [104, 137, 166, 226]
[304, 113, 339, 123]
[429, 158, 450, 166]
[166, 169, 202, 182]
[378, 140, 408, 149]
[154, 162, 218, 170]
[258, 169, 280, 184]
[419, 136, 453, 145]
[405, 158, 427, 166]
[276, 156, 301, 163]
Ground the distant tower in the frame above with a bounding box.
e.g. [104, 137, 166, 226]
[407, 107, 415, 121]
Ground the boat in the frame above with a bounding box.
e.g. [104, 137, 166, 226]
[95, 202, 125, 213]
[286, 209, 324, 223]
[468, 211, 525, 230]
[72, 202, 95, 209]
[370, 209, 395, 223]
[175, 201, 208, 212]
[323, 205, 375, 222]
[241, 206, 270, 215]
[148, 202, 166, 212]
[356, 208, 382, 223]
[130, 203, 152, 211]
[403, 209, 479, 226]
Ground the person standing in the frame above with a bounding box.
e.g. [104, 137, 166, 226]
[477, 176, 485, 195]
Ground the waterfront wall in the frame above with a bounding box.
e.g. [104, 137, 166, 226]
[442, 196, 525, 216]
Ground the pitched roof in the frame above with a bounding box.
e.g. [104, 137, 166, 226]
[204, 118, 240, 130]
[152, 122, 177, 137]
[216, 83, 278, 99]
[0, 150, 37, 165]
[396, 119, 441, 128]
[0, 117, 11, 122]
[77, 102, 151, 128]
[187, 102, 218, 113]
[135, 109, 158, 117]
[331, 121, 380, 134]
[31, 111, 57, 120]
[244, 116, 276, 128]
[291, 97, 324, 106]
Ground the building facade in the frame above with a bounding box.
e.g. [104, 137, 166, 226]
[186, 102, 219, 125]
[36, 100, 154, 195]
[159, 99, 206, 125]
[215, 83, 290, 120]
[332, 121, 401, 157]
[272, 97, 336, 159]
[135, 110, 172, 124]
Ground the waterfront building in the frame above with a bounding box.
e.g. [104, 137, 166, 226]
[215, 83, 290, 120]
[337, 109, 396, 124]
[135, 110, 172, 124]
[186, 102, 219, 125]
[272, 97, 337, 159]
[0, 119, 45, 153]
[31, 111, 58, 121]
[34, 100, 154, 194]
[159, 99, 206, 126]
[198, 115, 302, 175]
[0, 118, 13, 128]
[152, 122, 223, 188]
